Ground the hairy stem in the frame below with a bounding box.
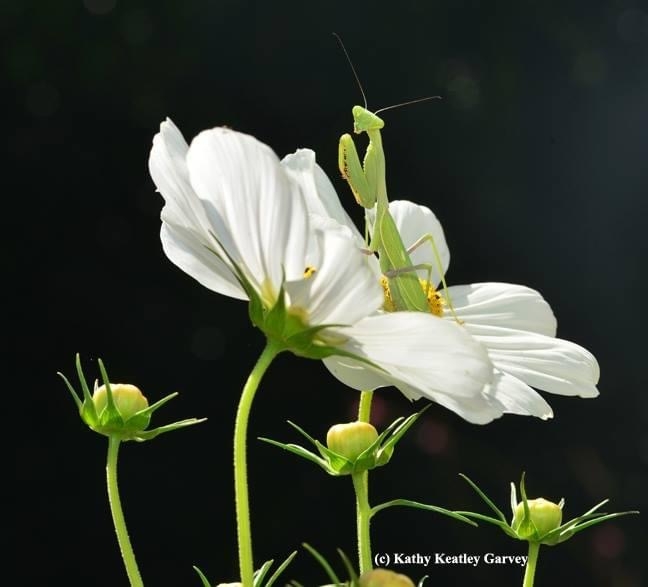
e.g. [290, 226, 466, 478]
[234, 341, 282, 586]
[106, 436, 144, 587]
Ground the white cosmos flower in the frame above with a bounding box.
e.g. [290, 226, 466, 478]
[148, 119, 496, 412]
[282, 151, 599, 422]
[353, 196, 600, 421]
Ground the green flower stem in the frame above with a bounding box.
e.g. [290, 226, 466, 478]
[353, 389, 374, 575]
[352, 470, 372, 574]
[523, 542, 541, 587]
[106, 436, 144, 587]
[357, 389, 373, 423]
[234, 341, 282, 587]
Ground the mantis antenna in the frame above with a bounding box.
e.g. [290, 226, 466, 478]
[375, 95, 442, 115]
[333, 33, 442, 116]
[332, 32, 368, 109]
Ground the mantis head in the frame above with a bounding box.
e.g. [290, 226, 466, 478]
[352, 105, 385, 134]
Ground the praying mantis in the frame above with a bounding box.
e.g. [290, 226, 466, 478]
[336, 67, 458, 318]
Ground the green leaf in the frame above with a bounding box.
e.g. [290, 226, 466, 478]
[378, 407, 428, 457]
[459, 473, 508, 524]
[264, 550, 298, 587]
[253, 559, 274, 586]
[371, 499, 478, 526]
[192, 565, 211, 587]
[336, 548, 358, 585]
[544, 510, 639, 546]
[286, 420, 321, 449]
[75, 353, 94, 406]
[285, 421, 352, 472]
[301, 543, 343, 586]
[57, 371, 83, 411]
[135, 418, 207, 442]
[139, 392, 180, 417]
[258, 437, 335, 474]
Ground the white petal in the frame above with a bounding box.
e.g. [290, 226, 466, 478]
[486, 370, 554, 419]
[446, 282, 557, 336]
[161, 224, 246, 299]
[285, 229, 382, 326]
[186, 128, 311, 301]
[468, 325, 600, 398]
[401, 381, 507, 425]
[149, 119, 245, 299]
[368, 200, 450, 286]
[281, 149, 361, 237]
[323, 313, 502, 423]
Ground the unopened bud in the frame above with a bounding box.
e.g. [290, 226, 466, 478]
[93, 383, 149, 420]
[359, 568, 415, 587]
[326, 421, 378, 462]
[513, 498, 563, 538]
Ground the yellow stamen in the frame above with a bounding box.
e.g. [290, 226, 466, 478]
[380, 276, 444, 317]
[303, 266, 317, 279]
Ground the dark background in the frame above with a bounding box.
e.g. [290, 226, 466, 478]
[10, 1, 647, 585]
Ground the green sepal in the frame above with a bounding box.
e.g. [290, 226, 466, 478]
[205, 232, 391, 368]
[515, 472, 538, 540]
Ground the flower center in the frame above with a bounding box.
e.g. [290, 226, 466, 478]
[380, 276, 444, 316]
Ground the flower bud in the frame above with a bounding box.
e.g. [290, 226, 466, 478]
[89, 382, 152, 438]
[93, 383, 149, 419]
[326, 421, 378, 462]
[359, 568, 415, 587]
[513, 497, 563, 538]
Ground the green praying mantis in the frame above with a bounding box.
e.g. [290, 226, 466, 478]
[335, 39, 459, 319]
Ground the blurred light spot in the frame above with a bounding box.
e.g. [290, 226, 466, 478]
[122, 9, 153, 46]
[572, 50, 607, 85]
[26, 82, 60, 117]
[190, 326, 225, 360]
[83, 0, 117, 15]
[617, 9, 648, 44]
[591, 524, 626, 559]
[416, 418, 449, 455]
[567, 446, 615, 498]
[448, 74, 480, 109]
[440, 59, 481, 110]
[369, 395, 389, 427]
